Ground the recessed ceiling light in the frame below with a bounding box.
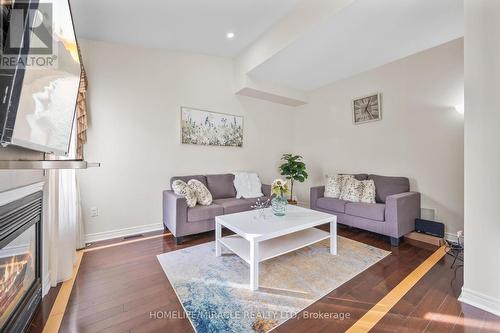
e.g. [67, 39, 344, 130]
[226, 32, 235, 39]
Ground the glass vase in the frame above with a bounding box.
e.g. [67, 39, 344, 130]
[271, 194, 288, 216]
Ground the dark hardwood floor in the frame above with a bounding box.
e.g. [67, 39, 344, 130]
[34, 226, 499, 333]
[27, 283, 61, 333]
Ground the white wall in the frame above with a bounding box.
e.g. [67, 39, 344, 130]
[293, 39, 464, 236]
[78, 38, 465, 241]
[460, 0, 500, 315]
[77, 40, 294, 240]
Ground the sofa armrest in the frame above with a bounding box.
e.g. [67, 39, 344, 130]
[310, 186, 325, 210]
[163, 190, 188, 237]
[385, 192, 421, 238]
[262, 184, 271, 197]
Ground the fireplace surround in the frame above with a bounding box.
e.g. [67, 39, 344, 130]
[0, 187, 43, 333]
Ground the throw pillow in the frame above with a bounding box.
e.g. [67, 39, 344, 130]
[340, 178, 377, 203]
[360, 180, 376, 203]
[187, 179, 213, 206]
[233, 172, 264, 198]
[325, 174, 354, 198]
[339, 177, 363, 202]
[172, 180, 197, 208]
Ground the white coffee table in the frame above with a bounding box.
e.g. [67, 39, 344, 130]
[215, 205, 337, 290]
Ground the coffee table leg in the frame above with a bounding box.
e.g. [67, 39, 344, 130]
[330, 220, 337, 255]
[215, 221, 221, 257]
[250, 240, 259, 290]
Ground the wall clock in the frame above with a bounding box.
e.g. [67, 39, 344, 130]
[352, 93, 382, 124]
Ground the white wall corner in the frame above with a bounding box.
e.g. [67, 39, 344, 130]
[459, 288, 500, 317]
[84, 222, 165, 243]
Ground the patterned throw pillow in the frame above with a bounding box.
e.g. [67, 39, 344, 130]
[172, 180, 197, 208]
[340, 178, 376, 203]
[360, 180, 376, 204]
[339, 177, 362, 202]
[325, 174, 354, 198]
[187, 179, 213, 206]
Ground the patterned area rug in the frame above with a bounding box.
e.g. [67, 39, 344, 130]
[157, 236, 390, 333]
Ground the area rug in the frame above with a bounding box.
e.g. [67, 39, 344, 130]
[157, 236, 390, 333]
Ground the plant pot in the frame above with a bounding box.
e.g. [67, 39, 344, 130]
[271, 195, 288, 216]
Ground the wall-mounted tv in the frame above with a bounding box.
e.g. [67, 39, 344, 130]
[0, 0, 81, 156]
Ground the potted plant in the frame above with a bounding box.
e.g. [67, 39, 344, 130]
[278, 154, 308, 205]
[271, 179, 289, 216]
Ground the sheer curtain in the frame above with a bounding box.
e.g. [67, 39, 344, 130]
[47, 120, 85, 285]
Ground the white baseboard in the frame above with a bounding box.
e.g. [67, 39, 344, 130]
[445, 232, 459, 243]
[84, 222, 164, 243]
[459, 288, 500, 316]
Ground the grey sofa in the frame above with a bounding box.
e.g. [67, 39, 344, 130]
[310, 174, 420, 246]
[163, 173, 271, 244]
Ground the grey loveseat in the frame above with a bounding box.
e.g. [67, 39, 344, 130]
[310, 174, 420, 246]
[163, 173, 271, 244]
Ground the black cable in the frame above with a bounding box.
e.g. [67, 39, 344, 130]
[444, 238, 464, 269]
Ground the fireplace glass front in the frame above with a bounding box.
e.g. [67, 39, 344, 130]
[0, 224, 37, 329]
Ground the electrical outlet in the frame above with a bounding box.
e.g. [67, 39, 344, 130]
[90, 207, 99, 217]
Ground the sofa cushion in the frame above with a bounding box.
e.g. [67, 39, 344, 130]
[316, 197, 348, 213]
[353, 174, 369, 181]
[213, 198, 252, 214]
[337, 173, 368, 180]
[171, 175, 207, 188]
[345, 202, 386, 222]
[187, 204, 223, 222]
[368, 174, 410, 203]
[206, 174, 237, 199]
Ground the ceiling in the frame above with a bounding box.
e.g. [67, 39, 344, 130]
[69, 0, 301, 57]
[249, 0, 464, 91]
[70, 0, 464, 93]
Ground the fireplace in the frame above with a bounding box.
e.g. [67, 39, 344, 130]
[0, 190, 42, 333]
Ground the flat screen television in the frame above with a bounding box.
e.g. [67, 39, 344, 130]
[0, 0, 81, 156]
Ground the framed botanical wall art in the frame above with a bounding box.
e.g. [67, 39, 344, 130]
[181, 107, 243, 147]
[352, 93, 382, 124]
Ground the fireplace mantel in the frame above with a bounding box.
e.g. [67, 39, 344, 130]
[0, 182, 45, 207]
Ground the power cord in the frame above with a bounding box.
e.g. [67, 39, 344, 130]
[445, 235, 464, 269]
[445, 232, 464, 295]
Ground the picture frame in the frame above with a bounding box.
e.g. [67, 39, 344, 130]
[352, 93, 382, 125]
[180, 107, 244, 147]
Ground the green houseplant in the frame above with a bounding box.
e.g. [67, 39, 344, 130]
[278, 154, 308, 204]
